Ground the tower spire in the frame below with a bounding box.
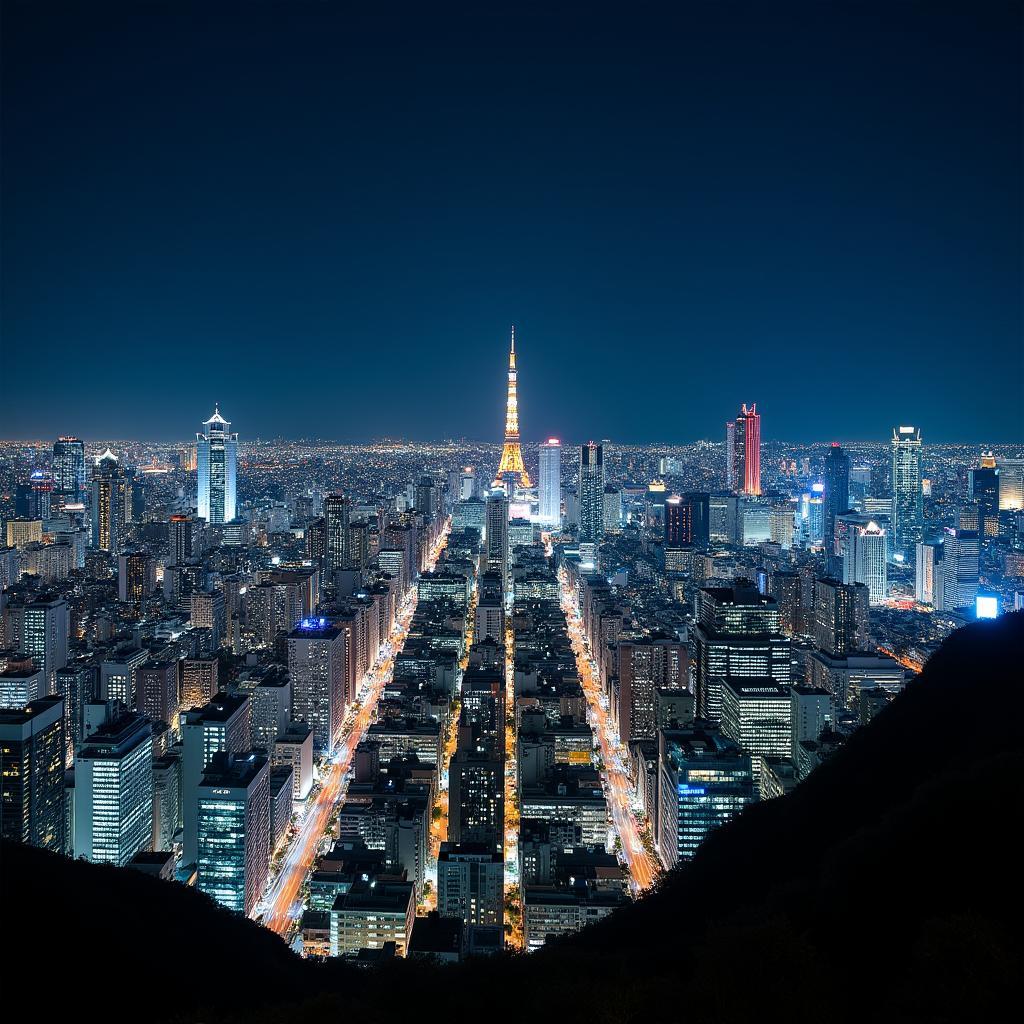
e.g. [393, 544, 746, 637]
[493, 325, 531, 489]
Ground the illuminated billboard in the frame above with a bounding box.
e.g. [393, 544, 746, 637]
[976, 595, 999, 620]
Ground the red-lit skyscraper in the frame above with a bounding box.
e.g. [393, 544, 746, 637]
[733, 404, 761, 496]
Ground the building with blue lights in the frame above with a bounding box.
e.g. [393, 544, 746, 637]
[288, 619, 348, 754]
[197, 406, 237, 524]
[196, 752, 270, 916]
[656, 726, 755, 870]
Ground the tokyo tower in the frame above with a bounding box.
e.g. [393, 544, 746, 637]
[493, 326, 532, 490]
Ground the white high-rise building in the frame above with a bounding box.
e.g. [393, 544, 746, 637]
[997, 458, 1024, 511]
[74, 711, 154, 866]
[538, 439, 561, 527]
[197, 406, 238, 524]
[890, 426, 923, 561]
[845, 521, 888, 605]
[915, 541, 942, 606]
[941, 528, 980, 611]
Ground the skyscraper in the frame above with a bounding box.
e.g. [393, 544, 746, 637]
[485, 494, 509, 590]
[167, 514, 203, 566]
[197, 406, 238, 524]
[538, 439, 561, 527]
[822, 443, 851, 550]
[969, 459, 1000, 539]
[734, 404, 761, 496]
[724, 420, 737, 490]
[578, 442, 605, 548]
[656, 726, 754, 869]
[288, 619, 348, 754]
[493, 327, 531, 490]
[890, 426, 923, 560]
[74, 711, 154, 866]
[915, 541, 943, 606]
[941, 528, 980, 611]
[3, 593, 70, 694]
[845, 520, 888, 604]
[415, 476, 437, 522]
[181, 691, 252, 867]
[196, 752, 271, 916]
[813, 578, 870, 656]
[52, 436, 86, 501]
[0, 696, 66, 852]
[324, 494, 352, 573]
[90, 450, 128, 554]
[996, 458, 1024, 511]
[691, 584, 791, 723]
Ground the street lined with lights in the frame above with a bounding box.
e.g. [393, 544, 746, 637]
[258, 520, 452, 938]
[558, 566, 660, 894]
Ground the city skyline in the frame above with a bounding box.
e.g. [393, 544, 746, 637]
[2, 3, 1020, 444]
[1, 1, 1022, 1010]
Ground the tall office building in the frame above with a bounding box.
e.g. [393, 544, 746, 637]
[485, 494, 509, 590]
[720, 680, 792, 775]
[136, 661, 180, 727]
[996, 458, 1024, 511]
[197, 406, 238, 524]
[459, 466, 477, 501]
[74, 711, 154, 865]
[767, 570, 801, 636]
[790, 685, 832, 762]
[0, 696, 66, 851]
[196, 752, 271, 916]
[941, 528, 980, 611]
[167, 514, 203, 566]
[91, 450, 128, 554]
[844, 521, 888, 605]
[656, 727, 754, 870]
[890, 426, 923, 560]
[915, 541, 943, 606]
[3, 593, 70, 694]
[52, 436, 86, 502]
[691, 584, 791, 723]
[288, 619, 348, 754]
[662, 493, 712, 553]
[813, 578, 869, 657]
[822, 443, 851, 550]
[733, 404, 761, 496]
[492, 326, 531, 490]
[323, 494, 352, 573]
[18, 471, 54, 520]
[415, 476, 438, 522]
[578, 442, 605, 546]
[181, 692, 252, 866]
[724, 420, 737, 490]
[118, 550, 156, 605]
[969, 460, 1000, 539]
[152, 753, 182, 852]
[614, 636, 688, 743]
[664, 495, 691, 547]
[538, 439, 562, 527]
[181, 657, 219, 711]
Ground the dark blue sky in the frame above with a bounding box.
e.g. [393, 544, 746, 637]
[2, 1, 1020, 444]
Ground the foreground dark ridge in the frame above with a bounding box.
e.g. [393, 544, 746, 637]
[4, 613, 1022, 1024]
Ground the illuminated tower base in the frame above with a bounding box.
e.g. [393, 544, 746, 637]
[493, 327, 532, 490]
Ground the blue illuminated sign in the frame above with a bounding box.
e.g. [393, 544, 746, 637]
[298, 617, 328, 631]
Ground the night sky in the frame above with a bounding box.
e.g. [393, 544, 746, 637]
[1, 1, 1020, 444]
